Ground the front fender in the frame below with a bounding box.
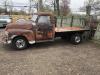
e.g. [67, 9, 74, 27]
[7, 29, 35, 42]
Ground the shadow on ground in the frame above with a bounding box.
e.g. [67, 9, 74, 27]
[2, 38, 74, 51]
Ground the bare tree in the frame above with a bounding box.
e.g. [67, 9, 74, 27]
[54, 0, 56, 13]
[85, 0, 95, 6]
[55, 0, 60, 16]
[2, 0, 13, 14]
[38, 0, 43, 11]
[60, 0, 70, 27]
[28, 0, 38, 14]
[29, 0, 32, 14]
[60, 0, 70, 16]
[8, 0, 13, 15]
[80, 0, 100, 14]
[3, 0, 8, 14]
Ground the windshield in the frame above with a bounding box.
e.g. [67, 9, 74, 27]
[31, 15, 38, 22]
[0, 15, 10, 19]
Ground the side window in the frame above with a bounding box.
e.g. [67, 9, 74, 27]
[38, 16, 50, 24]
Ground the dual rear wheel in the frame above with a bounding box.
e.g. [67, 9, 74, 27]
[62, 34, 82, 45]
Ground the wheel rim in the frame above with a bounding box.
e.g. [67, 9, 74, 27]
[16, 39, 26, 49]
[75, 36, 81, 43]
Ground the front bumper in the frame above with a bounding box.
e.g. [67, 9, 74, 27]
[2, 32, 12, 45]
[3, 40, 12, 44]
[2, 36, 12, 44]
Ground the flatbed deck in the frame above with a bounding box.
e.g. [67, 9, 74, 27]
[55, 27, 89, 33]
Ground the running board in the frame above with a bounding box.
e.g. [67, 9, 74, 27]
[36, 39, 54, 43]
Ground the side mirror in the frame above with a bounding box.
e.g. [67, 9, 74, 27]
[29, 17, 31, 19]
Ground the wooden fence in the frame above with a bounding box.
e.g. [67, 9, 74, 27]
[56, 16, 85, 27]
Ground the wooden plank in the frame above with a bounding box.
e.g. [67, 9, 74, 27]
[55, 27, 85, 32]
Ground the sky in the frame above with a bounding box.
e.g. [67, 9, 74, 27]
[0, 0, 85, 11]
[70, 0, 85, 11]
[13, 0, 85, 11]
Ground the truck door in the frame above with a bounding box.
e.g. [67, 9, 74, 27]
[36, 15, 54, 41]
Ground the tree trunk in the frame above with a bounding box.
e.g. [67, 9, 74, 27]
[4, 1, 8, 14]
[56, 0, 60, 16]
[60, 16, 63, 27]
[54, 0, 56, 14]
[86, 5, 91, 16]
[29, 0, 32, 14]
[38, 0, 43, 12]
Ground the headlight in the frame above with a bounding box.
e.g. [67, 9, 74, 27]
[7, 20, 11, 23]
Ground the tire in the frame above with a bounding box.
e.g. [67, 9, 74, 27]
[12, 37, 28, 50]
[70, 34, 82, 45]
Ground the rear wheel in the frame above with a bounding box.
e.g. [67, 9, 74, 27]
[82, 31, 90, 42]
[12, 37, 28, 50]
[70, 34, 82, 45]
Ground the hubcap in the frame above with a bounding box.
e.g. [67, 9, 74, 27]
[16, 39, 25, 49]
[75, 36, 80, 43]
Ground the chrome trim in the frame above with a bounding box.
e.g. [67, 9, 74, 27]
[11, 35, 17, 39]
[29, 41, 35, 44]
[7, 40, 12, 44]
[3, 40, 12, 44]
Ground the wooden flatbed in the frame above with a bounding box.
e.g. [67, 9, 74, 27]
[54, 26, 90, 38]
[55, 27, 89, 33]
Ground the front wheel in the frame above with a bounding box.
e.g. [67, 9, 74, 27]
[70, 34, 82, 45]
[12, 37, 28, 50]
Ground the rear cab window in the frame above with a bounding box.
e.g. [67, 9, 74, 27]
[38, 16, 51, 25]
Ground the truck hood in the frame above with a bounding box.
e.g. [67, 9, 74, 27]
[6, 22, 33, 30]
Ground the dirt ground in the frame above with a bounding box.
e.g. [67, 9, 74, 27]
[0, 29, 100, 75]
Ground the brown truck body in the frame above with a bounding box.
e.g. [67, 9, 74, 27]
[3, 12, 96, 49]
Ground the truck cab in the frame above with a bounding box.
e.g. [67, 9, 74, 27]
[31, 13, 55, 41]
